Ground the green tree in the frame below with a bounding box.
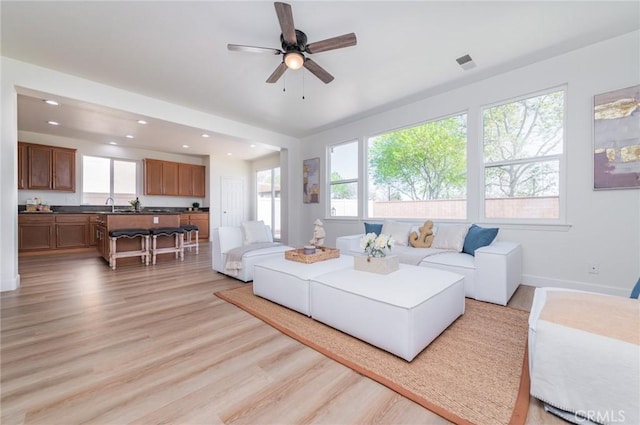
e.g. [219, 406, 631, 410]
[483, 91, 563, 197]
[330, 171, 355, 199]
[369, 116, 467, 200]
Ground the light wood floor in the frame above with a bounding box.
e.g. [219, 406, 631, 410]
[1, 244, 563, 425]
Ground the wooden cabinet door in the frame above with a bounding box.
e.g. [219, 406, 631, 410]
[55, 215, 89, 248]
[163, 161, 179, 195]
[190, 213, 209, 240]
[178, 163, 193, 196]
[18, 215, 54, 251]
[89, 215, 99, 246]
[192, 165, 206, 198]
[144, 159, 163, 195]
[28, 145, 52, 190]
[18, 143, 27, 190]
[55, 223, 89, 248]
[52, 148, 76, 191]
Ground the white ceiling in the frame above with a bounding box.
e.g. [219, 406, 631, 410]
[3, 1, 639, 159]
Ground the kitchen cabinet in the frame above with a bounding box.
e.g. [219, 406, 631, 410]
[18, 215, 54, 251]
[19, 214, 92, 252]
[144, 159, 164, 195]
[144, 158, 205, 197]
[55, 215, 89, 248]
[18, 143, 27, 190]
[19, 142, 76, 191]
[192, 165, 206, 197]
[89, 215, 99, 246]
[180, 212, 209, 240]
[163, 161, 179, 196]
[178, 163, 193, 196]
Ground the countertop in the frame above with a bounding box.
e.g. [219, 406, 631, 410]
[19, 210, 182, 215]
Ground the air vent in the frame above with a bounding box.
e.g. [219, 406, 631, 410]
[456, 54, 476, 71]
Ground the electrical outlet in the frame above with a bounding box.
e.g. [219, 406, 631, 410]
[153, 216, 159, 224]
[588, 263, 599, 274]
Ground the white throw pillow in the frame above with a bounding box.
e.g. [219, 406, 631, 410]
[381, 219, 412, 247]
[241, 220, 271, 245]
[431, 224, 470, 252]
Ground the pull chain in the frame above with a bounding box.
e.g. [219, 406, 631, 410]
[282, 72, 286, 93]
[302, 69, 305, 100]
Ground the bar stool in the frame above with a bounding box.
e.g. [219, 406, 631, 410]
[150, 227, 184, 265]
[108, 228, 150, 270]
[181, 224, 199, 254]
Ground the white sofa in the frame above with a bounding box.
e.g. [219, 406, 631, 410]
[336, 224, 522, 306]
[212, 225, 293, 282]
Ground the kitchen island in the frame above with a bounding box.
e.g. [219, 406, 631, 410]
[95, 212, 180, 266]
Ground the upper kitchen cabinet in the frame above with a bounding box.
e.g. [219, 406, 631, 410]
[18, 142, 76, 191]
[144, 158, 205, 197]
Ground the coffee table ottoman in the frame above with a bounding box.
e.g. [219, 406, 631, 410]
[310, 264, 465, 361]
[253, 255, 353, 316]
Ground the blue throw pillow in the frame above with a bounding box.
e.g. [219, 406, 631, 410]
[631, 278, 640, 299]
[364, 222, 383, 236]
[462, 224, 499, 256]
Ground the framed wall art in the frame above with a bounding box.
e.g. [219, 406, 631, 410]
[303, 157, 320, 203]
[593, 84, 640, 190]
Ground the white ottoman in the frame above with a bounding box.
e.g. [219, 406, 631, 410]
[310, 264, 465, 361]
[253, 255, 353, 316]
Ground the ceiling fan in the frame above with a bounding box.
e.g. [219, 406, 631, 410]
[227, 2, 357, 84]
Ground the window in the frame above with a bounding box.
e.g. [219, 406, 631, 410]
[367, 114, 467, 219]
[482, 89, 564, 220]
[256, 167, 281, 239]
[329, 141, 359, 217]
[82, 155, 137, 205]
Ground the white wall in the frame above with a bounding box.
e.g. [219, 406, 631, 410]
[17, 130, 207, 208]
[0, 57, 299, 292]
[297, 31, 640, 296]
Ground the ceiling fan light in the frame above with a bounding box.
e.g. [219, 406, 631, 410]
[284, 51, 304, 70]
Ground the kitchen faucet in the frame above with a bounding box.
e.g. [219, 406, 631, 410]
[105, 197, 115, 212]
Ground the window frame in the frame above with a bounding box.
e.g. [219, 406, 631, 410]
[81, 155, 138, 205]
[364, 111, 469, 221]
[327, 139, 360, 219]
[255, 166, 281, 240]
[479, 85, 567, 224]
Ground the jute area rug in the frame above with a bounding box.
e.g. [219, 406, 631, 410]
[215, 285, 530, 425]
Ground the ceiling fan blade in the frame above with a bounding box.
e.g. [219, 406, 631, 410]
[266, 62, 288, 83]
[306, 33, 357, 54]
[274, 2, 297, 45]
[227, 44, 282, 55]
[303, 58, 334, 84]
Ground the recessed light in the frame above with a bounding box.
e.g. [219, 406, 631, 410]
[109, 141, 118, 145]
[47, 121, 59, 126]
[182, 145, 189, 148]
[227, 152, 233, 156]
[137, 120, 147, 125]
[250, 144, 256, 148]
[44, 99, 59, 106]
[125, 134, 134, 139]
[201, 134, 210, 138]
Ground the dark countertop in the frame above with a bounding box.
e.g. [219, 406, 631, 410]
[18, 207, 209, 214]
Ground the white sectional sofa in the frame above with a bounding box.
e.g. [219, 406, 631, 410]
[212, 223, 293, 282]
[336, 222, 522, 306]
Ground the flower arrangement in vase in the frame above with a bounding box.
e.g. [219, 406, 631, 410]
[359, 233, 394, 258]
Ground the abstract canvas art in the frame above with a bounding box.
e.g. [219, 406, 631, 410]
[303, 157, 320, 203]
[593, 84, 640, 190]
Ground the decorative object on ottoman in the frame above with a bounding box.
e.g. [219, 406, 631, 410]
[303, 245, 316, 255]
[285, 246, 340, 264]
[409, 220, 434, 248]
[360, 232, 394, 258]
[354, 254, 400, 274]
[356, 232, 398, 274]
[309, 218, 325, 246]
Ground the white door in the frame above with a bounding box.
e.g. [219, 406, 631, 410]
[221, 177, 245, 227]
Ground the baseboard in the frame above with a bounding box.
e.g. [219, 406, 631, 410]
[522, 274, 629, 297]
[1, 273, 20, 292]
